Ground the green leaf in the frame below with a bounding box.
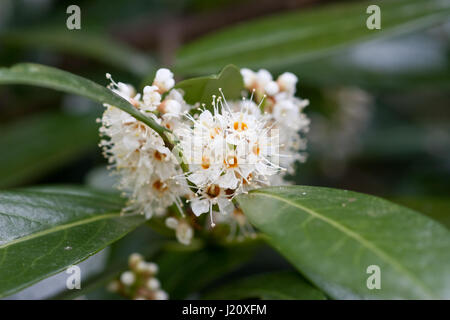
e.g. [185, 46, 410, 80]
[237, 186, 450, 299]
[0, 186, 145, 298]
[392, 197, 450, 229]
[1, 29, 153, 76]
[0, 63, 170, 142]
[175, 0, 450, 75]
[203, 271, 326, 300]
[0, 112, 98, 188]
[53, 225, 168, 300]
[156, 240, 261, 299]
[175, 64, 243, 106]
[291, 42, 450, 89]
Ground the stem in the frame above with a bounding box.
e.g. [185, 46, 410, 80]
[162, 131, 190, 174]
[132, 115, 190, 175]
[132, 112, 174, 149]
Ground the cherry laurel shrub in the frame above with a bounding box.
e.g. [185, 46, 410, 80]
[0, 63, 448, 300]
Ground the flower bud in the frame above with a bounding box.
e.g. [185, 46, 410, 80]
[165, 217, 179, 229]
[128, 253, 143, 269]
[147, 278, 161, 290]
[154, 68, 175, 92]
[277, 72, 298, 94]
[176, 221, 194, 246]
[154, 290, 169, 300]
[264, 81, 279, 96]
[240, 68, 256, 88]
[120, 271, 135, 286]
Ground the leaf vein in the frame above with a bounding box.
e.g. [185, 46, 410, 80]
[252, 191, 436, 299]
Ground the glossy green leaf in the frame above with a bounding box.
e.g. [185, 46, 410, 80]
[175, 64, 243, 106]
[53, 225, 168, 300]
[0, 186, 144, 298]
[291, 43, 450, 89]
[204, 271, 326, 300]
[0, 63, 170, 141]
[0, 112, 98, 188]
[1, 29, 153, 76]
[175, 0, 450, 75]
[392, 197, 450, 229]
[237, 186, 450, 299]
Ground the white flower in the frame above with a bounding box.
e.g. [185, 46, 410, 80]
[100, 67, 310, 244]
[146, 278, 161, 290]
[166, 88, 190, 113]
[120, 271, 135, 286]
[154, 68, 175, 92]
[240, 68, 256, 88]
[238, 68, 310, 185]
[128, 253, 143, 268]
[177, 90, 285, 226]
[165, 217, 194, 245]
[277, 72, 298, 95]
[146, 262, 159, 274]
[106, 73, 140, 107]
[240, 68, 299, 99]
[189, 184, 234, 226]
[176, 221, 193, 245]
[256, 69, 273, 88]
[154, 290, 169, 300]
[136, 261, 159, 274]
[142, 85, 161, 111]
[161, 99, 182, 118]
[101, 70, 193, 224]
[241, 68, 287, 98]
[272, 99, 303, 131]
[264, 81, 279, 96]
[160, 89, 190, 130]
[130, 174, 189, 219]
[112, 255, 166, 300]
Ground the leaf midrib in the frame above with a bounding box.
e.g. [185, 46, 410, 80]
[0, 212, 124, 249]
[250, 191, 436, 299]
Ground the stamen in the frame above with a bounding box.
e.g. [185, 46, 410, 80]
[210, 203, 215, 227]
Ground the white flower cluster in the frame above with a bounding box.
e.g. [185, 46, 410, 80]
[108, 253, 168, 300]
[240, 68, 310, 183]
[100, 67, 309, 244]
[100, 69, 190, 219]
[174, 91, 283, 226]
